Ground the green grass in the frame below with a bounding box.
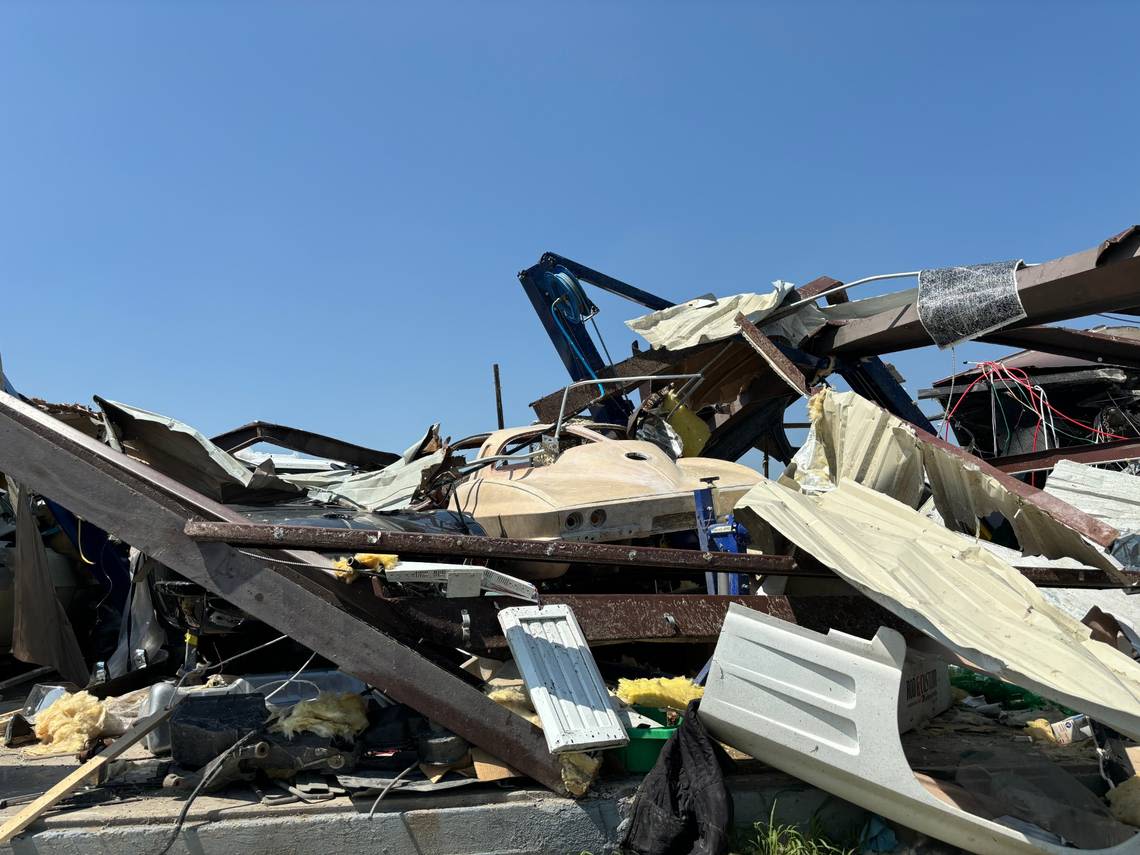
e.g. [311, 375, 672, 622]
[731, 804, 857, 855]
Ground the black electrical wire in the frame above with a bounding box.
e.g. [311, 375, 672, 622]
[368, 761, 418, 818]
[153, 730, 259, 855]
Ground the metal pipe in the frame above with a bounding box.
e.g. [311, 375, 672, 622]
[552, 373, 702, 446]
[492, 363, 505, 430]
[763, 271, 921, 324]
[184, 520, 796, 573]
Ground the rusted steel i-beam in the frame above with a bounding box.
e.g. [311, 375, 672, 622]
[990, 437, 1140, 475]
[183, 520, 797, 573]
[192, 519, 1120, 591]
[378, 594, 917, 649]
[978, 326, 1140, 372]
[0, 391, 566, 794]
[735, 314, 810, 396]
[820, 226, 1140, 357]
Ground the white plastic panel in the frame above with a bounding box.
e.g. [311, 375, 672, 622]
[498, 604, 628, 754]
[383, 561, 538, 601]
[700, 604, 1140, 855]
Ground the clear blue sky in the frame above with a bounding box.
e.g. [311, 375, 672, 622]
[2, 3, 1137, 453]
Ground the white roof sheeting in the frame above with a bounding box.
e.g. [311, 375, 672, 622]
[735, 477, 1140, 741]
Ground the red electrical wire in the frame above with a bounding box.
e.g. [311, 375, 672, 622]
[941, 371, 992, 439]
[987, 361, 1129, 441]
[942, 360, 1131, 445]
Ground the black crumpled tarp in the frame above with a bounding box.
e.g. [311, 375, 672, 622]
[7, 481, 89, 686]
[621, 700, 733, 855]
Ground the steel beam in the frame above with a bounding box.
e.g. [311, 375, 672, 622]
[991, 438, 1140, 475]
[796, 275, 844, 302]
[187, 520, 1111, 591]
[978, 325, 1140, 371]
[0, 391, 565, 793]
[183, 520, 797, 574]
[1015, 566, 1128, 589]
[702, 394, 797, 463]
[735, 314, 810, 396]
[376, 594, 918, 649]
[820, 227, 1140, 357]
[210, 421, 399, 469]
[837, 357, 937, 434]
[790, 552, 1120, 590]
[535, 252, 674, 312]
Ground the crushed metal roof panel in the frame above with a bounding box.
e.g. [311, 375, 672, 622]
[96, 397, 304, 504]
[281, 449, 447, 511]
[783, 388, 926, 504]
[783, 389, 1123, 573]
[734, 477, 1140, 741]
[625, 282, 826, 351]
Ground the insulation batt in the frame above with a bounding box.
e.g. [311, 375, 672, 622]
[269, 692, 368, 740]
[1024, 718, 1057, 744]
[487, 686, 541, 726]
[332, 552, 399, 583]
[616, 677, 703, 709]
[330, 558, 357, 583]
[30, 691, 106, 755]
[486, 685, 600, 794]
[353, 553, 398, 570]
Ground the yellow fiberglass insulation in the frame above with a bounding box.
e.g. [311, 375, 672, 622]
[354, 553, 398, 570]
[487, 686, 542, 727]
[331, 553, 399, 583]
[616, 677, 703, 709]
[269, 692, 368, 740]
[560, 751, 602, 797]
[30, 691, 106, 755]
[807, 390, 826, 423]
[1109, 777, 1140, 827]
[331, 558, 358, 583]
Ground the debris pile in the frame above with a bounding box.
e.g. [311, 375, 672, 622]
[0, 226, 1139, 854]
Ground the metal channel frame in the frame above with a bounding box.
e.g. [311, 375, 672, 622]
[991, 438, 1140, 475]
[210, 421, 399, 470]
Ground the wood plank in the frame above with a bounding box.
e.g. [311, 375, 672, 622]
[0, 708, 173, 843]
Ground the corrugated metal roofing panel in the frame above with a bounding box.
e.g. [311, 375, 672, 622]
[782, 389, 1120, 571]
[498, 604, 628, 754]
[734, 477, 1140, 742]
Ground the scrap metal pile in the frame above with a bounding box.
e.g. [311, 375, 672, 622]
[1, 226, 1140, 853]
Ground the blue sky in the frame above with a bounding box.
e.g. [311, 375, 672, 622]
[1, 2, 1137, 454]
